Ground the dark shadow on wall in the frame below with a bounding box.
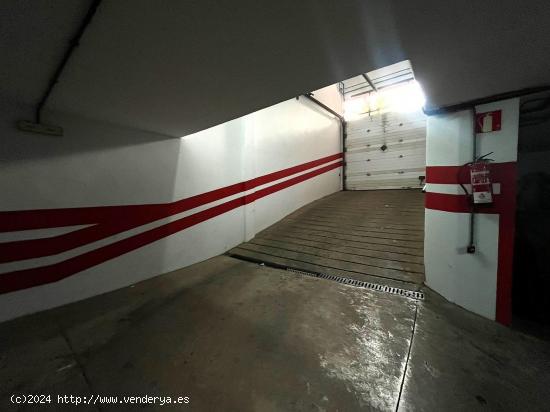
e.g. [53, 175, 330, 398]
[0, 98, 182, 208]
[512, 105, 550, 337]
[513, 173, 550, 326]
[0, 98, 176, 164]
[0, 97, 185, 309]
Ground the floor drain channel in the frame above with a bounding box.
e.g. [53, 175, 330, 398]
[286, 268, 424, 300]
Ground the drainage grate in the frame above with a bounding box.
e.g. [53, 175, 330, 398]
[286, 268, 424, 300]
[228, 252, 425, 300]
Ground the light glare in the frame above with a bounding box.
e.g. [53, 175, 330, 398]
[343, 80, 426, 120]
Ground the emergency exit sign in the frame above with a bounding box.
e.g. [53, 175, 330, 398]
[475, 110, 502, 133]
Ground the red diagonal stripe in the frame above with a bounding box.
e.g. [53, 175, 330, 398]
[0, 160, 342, 293]
[0, 153, 342, 232]
[0, 154, 342, 263]
[426, 162, 516, 184]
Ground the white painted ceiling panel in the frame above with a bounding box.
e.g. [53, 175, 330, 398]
[1, 0, 549, 137]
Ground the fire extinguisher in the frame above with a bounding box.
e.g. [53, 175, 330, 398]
[469, 154, 494, 205]
[459, 152, 494, 206]
[459, 152, 494, 253]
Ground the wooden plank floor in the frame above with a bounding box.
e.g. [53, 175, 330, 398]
[229, 190, 425, 287]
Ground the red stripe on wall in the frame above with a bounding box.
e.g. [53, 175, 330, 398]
[425, 162, 517, 325]
[426, 165, 470, 185]
[425, 192, 503, 214]
[425, 192, 471, 213]
[426, 162, 516, 185]
[0, 152, 343, 232]
[246, 153, 342, 189]
[494, 163, 517, 326]
[0, 153, 343, 263]
[0, 160, 342, 294]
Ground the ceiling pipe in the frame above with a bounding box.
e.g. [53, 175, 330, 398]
[361, 73, 378, 92]
[424, 85, 550, 116]
[302, 93, 344, 122]
[36, 0, 103, 124]
[17, 0, 103, 136]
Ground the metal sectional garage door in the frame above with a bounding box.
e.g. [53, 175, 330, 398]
[345, 109, 426, 190]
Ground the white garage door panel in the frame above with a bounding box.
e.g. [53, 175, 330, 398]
[346, 156, 425, 174]
[344, 109, 426, 190]
[346, 119, 426, 135]
[346, 112, 424, 130]
[346, 128, 425, 146]
[347, 153, 426, 170]
[346, 172, 424, 190]
[347, 142, 425, 157]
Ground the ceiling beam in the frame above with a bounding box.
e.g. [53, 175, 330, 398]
[362, 73, 378, 92]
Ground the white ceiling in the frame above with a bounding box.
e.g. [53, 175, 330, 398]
[1, 0, 550, 137]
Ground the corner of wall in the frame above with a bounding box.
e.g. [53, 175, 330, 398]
[424, 98, 519, 323]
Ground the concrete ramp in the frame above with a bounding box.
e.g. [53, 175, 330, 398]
[229, 190, 425, 287]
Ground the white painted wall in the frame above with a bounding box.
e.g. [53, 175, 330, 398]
[311, 84, 344, 116]
[424, 210, 500, 319]
[0, 92, 341, 321]
[251, 96, 342, 233]
[426, 100, 519, 166]
[424, 98, 519, 320]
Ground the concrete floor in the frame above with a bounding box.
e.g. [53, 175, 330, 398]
[229, 190, 425, 287]
[1, 256, 549, 411]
